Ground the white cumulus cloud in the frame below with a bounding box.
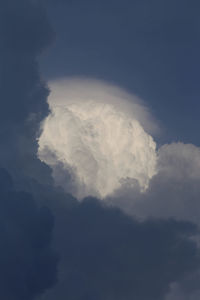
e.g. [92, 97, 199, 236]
[38, 78, 158, 199]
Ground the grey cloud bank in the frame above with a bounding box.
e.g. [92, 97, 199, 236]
[109, 142, 200, 225]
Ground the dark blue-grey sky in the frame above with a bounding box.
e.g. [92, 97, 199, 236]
[41, 0, 200, 145]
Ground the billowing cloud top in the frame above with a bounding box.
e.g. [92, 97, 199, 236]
[38, 78, 158, 198]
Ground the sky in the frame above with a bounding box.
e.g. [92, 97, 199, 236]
[41, 0, 200, 145]
[1, 1, 200, 300]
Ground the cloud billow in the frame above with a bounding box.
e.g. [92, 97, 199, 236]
[38, 78, 157, 199]
[36, 78, 200, 299]
[110, 142, 200, 225]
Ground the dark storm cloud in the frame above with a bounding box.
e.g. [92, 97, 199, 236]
[0, 0, 52, 125]
[0, 168, 58, 300]
[0, 0, 53, 184]
[39, 198, 200, 300]
[0, 1, 59, 299]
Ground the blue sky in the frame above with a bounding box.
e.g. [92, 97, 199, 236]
[41, 0, 200, 145]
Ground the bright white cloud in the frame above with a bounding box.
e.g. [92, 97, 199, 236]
[37, 78, 200, 300]
[38, 78, 158, 199]
[37, 78, 200, 227]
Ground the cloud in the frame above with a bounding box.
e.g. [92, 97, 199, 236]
[108, 142, 200, 225]
[0, 0, 54, 186]
[37, 79, 200, 225]
[39, 198, 200, 300]
[0, 2, 59, 299]
[34, 77, 200, 299]
[38, 78, 158, 198]
[36, 78, 200, 299]
[0, 168, 58, 300]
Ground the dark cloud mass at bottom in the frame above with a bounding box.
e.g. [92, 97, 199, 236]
[39, 198, 200, 300]
[0, 169, 58, 300]
[1, 0, 200, 300]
